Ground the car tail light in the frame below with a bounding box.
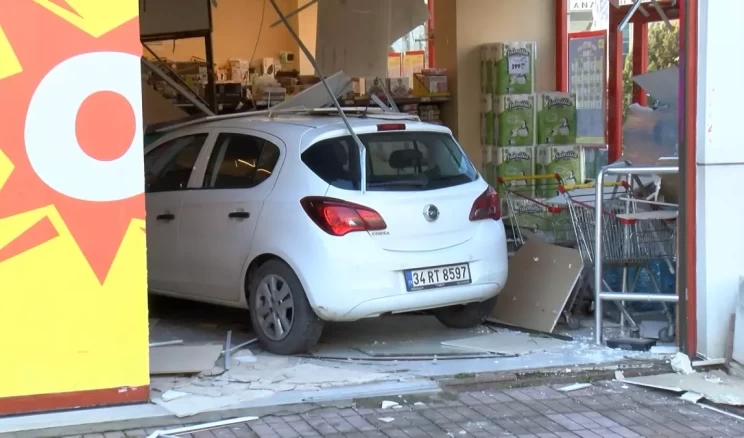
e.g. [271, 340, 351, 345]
[377, 123, 406, 131]
[469, 187, 501, 221]
[301, 197, 387, 236]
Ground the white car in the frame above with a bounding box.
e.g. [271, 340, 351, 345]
[144, 109, 508, 354]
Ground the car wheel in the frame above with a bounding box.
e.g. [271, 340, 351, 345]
[249, 260, 324, 355]
[433, 296, 498, 329]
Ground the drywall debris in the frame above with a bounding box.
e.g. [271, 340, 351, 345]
[150, 344, 223, 375]
[149, 340, 184, 347]
[680, 392, 703, 403]
[621, 370, 744, 406]
[557, 383, 592, 392]
[671, 352, 695, 375]
[161, 390, 189, 402]
[378, 417, 395, 423]
[381, 400, 400, 409]
[650, 345, 679, 354]
[146, 415, 259, 438]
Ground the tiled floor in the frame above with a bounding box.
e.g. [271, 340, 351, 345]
[100, 380, 744, 438]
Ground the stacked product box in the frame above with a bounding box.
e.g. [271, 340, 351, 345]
[481, 42, 537, 194]
[535, 92, 583, 197]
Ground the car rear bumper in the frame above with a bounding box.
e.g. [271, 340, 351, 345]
[331, 281, 504, 321]
[301, 220, 509, 322]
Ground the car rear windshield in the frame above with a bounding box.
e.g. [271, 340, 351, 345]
[301, 132, 477, 191]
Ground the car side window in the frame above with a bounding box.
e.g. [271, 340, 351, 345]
[144, 134, 208, 193]
[203, 133, 281, 189]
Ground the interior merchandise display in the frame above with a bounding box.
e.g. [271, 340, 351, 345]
[482, 150, 498, 193]
[418, 104, 443, 125]
[399, 103, 419, 117]
[481, 94, 496, 146]
[252, 75, 287, 104]
[495, 146, 535, 197]
[228, 58, 250, 83]
[480, 46, 497, 186]
[481, 45, 498, 95]
[495, 94, 537, 147]
[493, 41, 536, 95]
[387, 77, 412, 98]
[144, 59, 207, 101]
[365, 76, 387, 97]
[352, 77, 366, 95]
[535, 144, 585, 196]
[537, 92, 578, 145]
[413, 68, 449, 97]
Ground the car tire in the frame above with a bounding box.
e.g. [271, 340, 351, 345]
[248, 260, 324, 355]
[433, 296, 498, 329]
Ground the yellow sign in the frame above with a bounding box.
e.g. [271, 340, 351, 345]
[0, 26, 21, 80]
[34, 0, 139, 38]
[0, 1, 148, 412]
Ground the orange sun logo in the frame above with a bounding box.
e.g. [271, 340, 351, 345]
[0, 1, 144, 284]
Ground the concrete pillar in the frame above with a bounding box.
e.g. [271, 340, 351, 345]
[695, 0, 744, 359]
[433, 0, 557, 169]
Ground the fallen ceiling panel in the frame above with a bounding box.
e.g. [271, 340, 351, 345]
[490, 238, 583, 333]
[315, 0, 429, 78]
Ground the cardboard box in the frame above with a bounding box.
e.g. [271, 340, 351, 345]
[413, 74, 448, 96]
[352, 77, 366, 96]
[387, 77, 411, 97]
[365, 77, 386, 97]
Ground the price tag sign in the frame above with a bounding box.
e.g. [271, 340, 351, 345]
[508, 54, 530, 75]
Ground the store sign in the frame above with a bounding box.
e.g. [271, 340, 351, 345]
[570, 1, 595, 12]
[576, 0, 650, 12]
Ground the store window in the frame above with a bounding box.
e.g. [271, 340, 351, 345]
[145, 134, 209, 193]
[203, 133, 281, 189]
[390, 0, 430, 67]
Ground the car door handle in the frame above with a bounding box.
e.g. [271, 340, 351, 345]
[228, 211, 251, 219]
[156, 213, 176, 221]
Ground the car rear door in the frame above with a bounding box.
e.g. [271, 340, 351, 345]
[144, 131, 213, 293]
[178, 129, 284, 302]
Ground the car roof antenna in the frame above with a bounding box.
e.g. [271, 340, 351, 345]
[268, 0, 369, 194]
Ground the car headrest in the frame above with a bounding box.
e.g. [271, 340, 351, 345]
[389, 149, 423, 170]
[331, 142, 348, 164]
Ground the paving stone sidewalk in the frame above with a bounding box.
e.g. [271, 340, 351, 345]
[102, 380, 744, 438]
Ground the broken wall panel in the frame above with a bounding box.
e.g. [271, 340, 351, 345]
[315, 0, 429, 78]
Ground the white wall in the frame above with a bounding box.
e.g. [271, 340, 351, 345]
[696, 0, 744, 359]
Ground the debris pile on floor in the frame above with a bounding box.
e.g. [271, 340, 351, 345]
[146, 300, 679, 418]
[618, 352, 744, 408]
[150, 351, 393, 417]
[441, 331, 566, 355]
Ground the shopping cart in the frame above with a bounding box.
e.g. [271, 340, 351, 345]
[558, 180, 678, 340]
[498, 174, 575, 251]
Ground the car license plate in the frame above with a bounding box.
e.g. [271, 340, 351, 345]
[404, 263, 471, 291]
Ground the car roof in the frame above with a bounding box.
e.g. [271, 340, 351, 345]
[153, 110, 453, 149]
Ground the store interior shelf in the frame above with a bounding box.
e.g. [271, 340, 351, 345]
[172, 94, 451, 115]
[340, 95, 451, 106]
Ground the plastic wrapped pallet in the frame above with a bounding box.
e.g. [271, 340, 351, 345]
[481, 45, 499, 95]
[481, 146, 497, 187]
[537, 92, 578, 145]
[481, 94, 496, 146]
[493, 41, 536, 95]
[495, 94, 537, 147]
[535, 144, 585, 196]
[495, 146, 535, 198]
